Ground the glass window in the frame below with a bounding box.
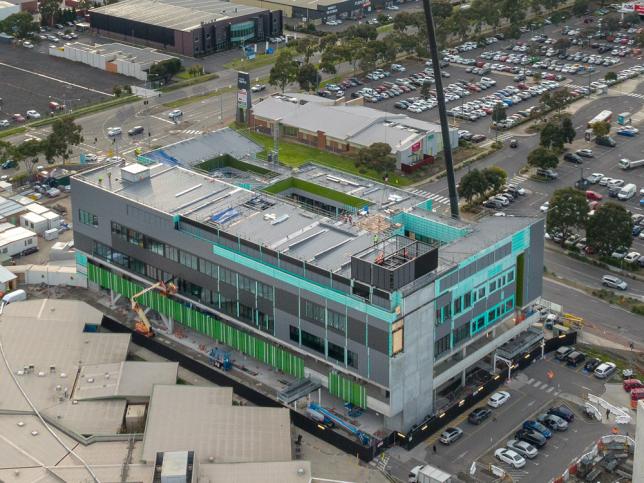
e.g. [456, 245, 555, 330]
[111, 222, 126, 239]
[443, 303, 451, 320]
[257, 281, 274, 301]
[179, 251, 199, 271]
[78, 209, 98, 226]
[301, 329, 325, 355]
[166, 245, 179, 262]
[289, 325, 300, 343]
[328, 341, 345, 364]
[199, 259, 217, 279]
[347, 350, 358, 368]
[478, 287, 485, 299]
[258, 310, 274, 334]
[146, 237, 164, 256]
[488, 309, 495, 322]
[505, 298, 514, 313]
[127, 228, 144, 248]
[489, 280, 497, 292]
[454, 296, 461, 314]
[434, 334, 450, 356]
[507, 270, 514, 282]
[93, 241, 111, 260]
[238, 274, 255, 294]
[238, 302, 254, 323]
[220, 267, 236, 286]
[464, 292, 471, 309]
[327, 309, 346, 333]
[453, 323, 469, 345]
[304, 300, 325, 324]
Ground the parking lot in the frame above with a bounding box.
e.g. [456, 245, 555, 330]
[0, 39, 140, 127]
[329, 19, 643, 143]
[386, 348, 629, 482]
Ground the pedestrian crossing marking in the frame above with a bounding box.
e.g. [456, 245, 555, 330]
[546, 386, 554, 393]
[182, 129, 203, 136]
[407, 188, 450, 204]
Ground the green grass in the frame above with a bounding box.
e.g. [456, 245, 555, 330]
[0, 126, 27, 140]
[320, 75, 343, 88]
[223, 52, 277, 71]
[376, 23, 394, 34]
[163, 77, 268, 109]
[194, 153, 278, 178]
[29, 96, 140, 128]
[160, 73, 219, 92]
[233, 126, 412, 186]
[264, 177, 371, 208]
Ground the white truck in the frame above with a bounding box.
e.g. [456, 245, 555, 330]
[618, 158, 644, 170]
[409, 464, 453, 483]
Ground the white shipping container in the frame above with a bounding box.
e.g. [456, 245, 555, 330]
[44, 228, 59, 241]
[0, 227, 37, 257]
[20, 212, 48, 234]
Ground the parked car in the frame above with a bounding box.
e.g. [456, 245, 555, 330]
[555, 346, 574, 360]
[250, 84, 266, 92]
[127, 125, 145, 136]
[468, 407, 492, 425]
[564, 152, 583, 164]
[522, 420, 552, 438]
[584, 358, 602, 372]
[538, 413, 569, 431]
[586, 190, 603, 201]
[439, 427, 464, 445]
[536, 168, 558, 179]
[576, 148, 594, 158]
[495, 448, 526, 469]
[594, 362, 617, 379]
[623, 379, 643, 392]
[506, 439, 538, 459]
[11, 113, 26, 123]
[515, 429, 547, 448]
[566, 351, 586, 367]
[547, 405, 575, 423]
[602, 275, 627, 290]
[488, 391, 511, 408]
[540, 201, 549, 213]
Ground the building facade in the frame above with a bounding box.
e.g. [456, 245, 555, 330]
[89, 0, 283, 57]
[72, 162, 543, 432]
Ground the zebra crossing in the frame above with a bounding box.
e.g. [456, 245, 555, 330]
[524, 377, 560, 396]
[408, 188, 450, 205]
[508, 173, 529, 185]
[182, 129, 203, 136]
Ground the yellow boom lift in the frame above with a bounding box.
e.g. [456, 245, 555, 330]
[130, 281, 176, 337]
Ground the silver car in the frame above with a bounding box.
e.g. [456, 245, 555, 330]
[506, 439, 538, 459]
[439, 427, 463, 445]
[602, 275, 627, 291]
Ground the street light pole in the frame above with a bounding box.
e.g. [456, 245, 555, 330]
[420, 0, 459, 219]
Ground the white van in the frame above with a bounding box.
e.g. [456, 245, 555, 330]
[2, 289, 27, 305]
[594, 362, 617, 379]
[617, 183, 636, 201]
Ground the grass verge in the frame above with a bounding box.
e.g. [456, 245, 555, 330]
[0, 126, 28, 140]
[224, 52, 278, 71]
[376, 23, 394, 34]
[160, 73, 219, 92]
[232, 124, 412, 186]
[163, 76, 268, 109]
[29, 96, 140, 129]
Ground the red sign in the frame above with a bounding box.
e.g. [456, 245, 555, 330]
[636, 4, 644, 13]
[411, 141, 421, 153]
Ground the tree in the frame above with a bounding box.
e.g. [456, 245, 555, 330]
[39, 0, 60, 26]
[45, 118, 83, 164]
[637, 31, 644, 48]
[604, 71, 617, 82]
[546, 188, 589, 245]
[112, 85, 123, 97]
[482, 166, 507, 192]
[0, 12, 39, 38]
[532, 71, 542, 84]
[602, 13, 621, 33]
[268, 49, 298, 92]
[188, 64, 204, 77]
[592, 120, 610, 138]
[586, 203, 632, 256]
[560, 115, 576, 144]
[623, 12, 641, 26]
[458, 169, 488, 203]
[554, 37, 571, 54]
[293, 37, 318, 64]
[297, 63, 318, 92]
[528, 147, 559, 169]
[148, 58, 182, 84]
[319, 45, 343, 75]
[491, 103, 507, 139]
[344, 24, 378, 41]
[540, 121, 565, 150]
[420, 82, 431, 100]
[572, 0, 589, 16]
[355, 143, 396, 174]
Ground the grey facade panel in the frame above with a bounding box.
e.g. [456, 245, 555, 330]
[434, 320, 451, 340]
[368, 326, 388, 354]
[275, 288, 298, 316]
[486, 289, 502, 308]
[219, 282, 236, 300]
[238, 289, 254, 308]
[347, 317, 366, 345]
[453, 313, 471, 330]
[526, 220, 545, 304]
[274, 309, 296, 342]
[370, 349, 389, 386]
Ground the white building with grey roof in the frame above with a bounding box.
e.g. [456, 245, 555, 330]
[250, 93, 459, 173]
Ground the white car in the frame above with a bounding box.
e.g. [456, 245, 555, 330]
[608, 179, 624, 188]
[599, 177, 611, 186]
[26, 110, 41, 119]
[168, 109, 183, 119]
[488, 391, 511, 408]
[540, 201, 549, 213]
[0, 120, 10, 128]
[23, 41, 34, 48]
[576, 148, 594, 158]
[495, 448, 526, 468]
[106, 127, 122, 137]
[587, 173, 604, 184]
[624, 251, 640, 264]
[506, 439, 538, 459]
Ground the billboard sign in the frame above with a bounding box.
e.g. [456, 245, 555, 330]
[237, 71, 252, 123]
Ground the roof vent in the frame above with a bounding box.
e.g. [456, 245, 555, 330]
[121, 163, 150, 183]
[72, 400, 78, 405]
[31, 431, 39, 436]
[87, 377, 94, 383]
[17, 421, 24, 427]
[50, 365, 56, 373]
[16, 370, 24, 376]
[37, 371, 45, 377]
[60, 372, 67, 378]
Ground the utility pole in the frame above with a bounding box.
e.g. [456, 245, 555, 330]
[420, 0, 459, 219]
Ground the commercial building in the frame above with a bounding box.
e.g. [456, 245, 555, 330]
[0, 1, 19, 21]
[250, 94, 459, 173]
[49, 42, 177, 81]
[72, 159, 544, 433]
[89, 0, 283, 57]
[0, 298, 311, 482]
[234, 0, 402, 23]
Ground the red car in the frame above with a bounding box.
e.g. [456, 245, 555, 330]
[11, 113, 25, 123]
[586, 191, 603, 202]
[517, 83, 529, 90]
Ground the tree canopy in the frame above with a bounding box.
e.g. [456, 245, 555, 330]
[458, 169, 488, 203]
[586, 203, 632, 256]
[269, 49, 299, 92]
[592, 120, 611, 138]
[354, 143, 397, 174]
[0, 12, 39, 38]
[528, 147, 559, 169]
[546, 188, 589, 245]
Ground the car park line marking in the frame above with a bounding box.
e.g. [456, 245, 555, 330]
[0, 61, 113, 96]
[456, 450, 468, 459]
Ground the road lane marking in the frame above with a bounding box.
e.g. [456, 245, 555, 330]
[456, 451, 469, 459]
[546, 387, 554, 393]
[152, 115, 175, 125]
[0, 61, 113, 96]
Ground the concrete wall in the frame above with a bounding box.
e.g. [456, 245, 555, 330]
[634, 400, 644, 482]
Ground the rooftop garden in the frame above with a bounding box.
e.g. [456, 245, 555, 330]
[263, 177, 371, 209]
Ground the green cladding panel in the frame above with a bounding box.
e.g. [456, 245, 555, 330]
[328, 371, 367, 408]
[87, 263, 304, 379]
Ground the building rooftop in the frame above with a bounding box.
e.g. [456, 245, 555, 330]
[91, 0, 266, 32]
[252, 94, 444, 151]
[142, 385, 292, 463]
[0, 195, 26, 218]
[61, 41, 175, 66]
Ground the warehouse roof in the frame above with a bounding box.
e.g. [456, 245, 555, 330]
[142, 385, 291, 463]
[0, 195, 26, 218]
[91, 0, 266, 32]
[199, 461, 313, 483]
